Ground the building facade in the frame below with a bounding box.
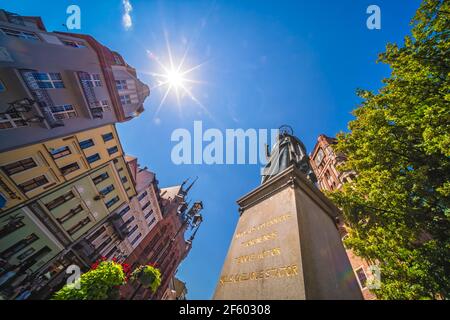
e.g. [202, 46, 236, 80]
[309, 134, 376, 300]
[121, 181, 203, 300]
[0, 10, 203, 301]
[162, 277, 188, 300]
[0, 124, 132, 212]
[84, 159, 165, 264]
[0, 10, 149, 152]
[0, 152, 136, 299]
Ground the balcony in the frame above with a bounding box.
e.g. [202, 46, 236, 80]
[19, 69, 65, 128]
[109, 213, 130, 240]
[76, 71, 104, 119]
[73, 238, 100, 264]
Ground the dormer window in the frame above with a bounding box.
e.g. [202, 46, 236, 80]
[113, 54, 123, 65]
[61, 39, 86, 48]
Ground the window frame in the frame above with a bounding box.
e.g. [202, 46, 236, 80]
[32, 72, 65, 89]
[86, 153, 101, 164]
[50, 146, 71, 160]
[19, 175, 49, 193]
[0, 112, 28, 130]
[2, 157, 37, 176]
[0, 27, 40, 41]
[50, 104, 77, 120]
[354, 266, 368, 290]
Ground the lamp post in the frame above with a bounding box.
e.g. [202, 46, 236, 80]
[129, 201, 203, 300]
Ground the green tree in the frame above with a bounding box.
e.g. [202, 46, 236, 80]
[330, 0, 449, 299]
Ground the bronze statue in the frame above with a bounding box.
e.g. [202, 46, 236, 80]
[261, 125, 318, 185]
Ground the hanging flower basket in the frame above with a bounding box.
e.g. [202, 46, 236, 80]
[131, 264, 162, 293]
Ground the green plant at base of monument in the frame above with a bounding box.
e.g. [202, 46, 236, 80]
[52, 260, 126, 300]
[130, 264, 162, 294]
[328, 0, 449, 299]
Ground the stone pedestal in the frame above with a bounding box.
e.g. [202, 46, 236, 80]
[213, 165, 362, 300]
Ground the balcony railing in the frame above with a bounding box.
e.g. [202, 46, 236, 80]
[77, 71, 103, 119]
[109, 213, 130, 240]
[19, 70, 65, 128]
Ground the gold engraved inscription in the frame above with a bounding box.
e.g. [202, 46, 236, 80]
[235, 213, 292, 239]
[219, 265, 299, 285]
[235, 247, 281, 264]
[241, 232, 277, 247]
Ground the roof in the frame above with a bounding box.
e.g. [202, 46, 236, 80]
[136, 169, 155, 192]
[160, 185, 183, 200]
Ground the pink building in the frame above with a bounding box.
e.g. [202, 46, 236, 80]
[310, 134, 376, 300]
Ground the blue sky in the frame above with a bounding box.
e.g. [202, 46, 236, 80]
[2, 0, 422, 299]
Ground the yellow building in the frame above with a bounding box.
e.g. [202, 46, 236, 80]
[0, 157, 136, 297]
[0, 124, 129, 212]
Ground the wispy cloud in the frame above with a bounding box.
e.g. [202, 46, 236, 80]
[122, 0, 133, 30]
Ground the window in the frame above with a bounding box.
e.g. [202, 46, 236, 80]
[32, 72, 65, 89]
[17, 247, 35, 260]
[50, 146, 71, 159]
[105, 196, 120, 208]
[148, 217, 156, 226]
[21, 246, 50, 267]
[0, 27, 39, 41]
[100, 100, 110, 112]
[86, 153, 101, 164]
[118, 206, 130, 217]
[315, 148, 325, 166]
[50, 104, 77, 120]
[119, 95, 131, 105]
[0, 113, 28, 130]
[61, 39, 86, 48]
[105, 246, 117, 259]
[96, 237, 112, 252]
[79, 139, 94, 149]
[60, 162, 80, 175]
[5, 12, 25, 26]
[99, 184, 115, 196]
[121, 176, 128, 184]
[45, 190, 75, 210]
[113, 54, 122, 65]
[145, 210, 153, 219]
[128, 225, 138, 236]
[115, 80, 128, 90]
[67, 217, 91, 236]
[0, 80, 5, 92]
[130, 233, 142, 246]
[87, 226, 106, 242]
[92, 172, 109, 184]
[2, 158, 37, 175]
[137, 191, 147, 201]
[123, 216, 135, 226]
[57, 204, 83, 224]
[142, 201, 151, 211]
[355, 267, 368, 289]
[0, 218, 25, 240]
[19, 175, 48, 193]
[102, 133, 114, 142]
[107, 146, 118, 156]
[1, 233, 39, 259]
[80, 73, 101, 87]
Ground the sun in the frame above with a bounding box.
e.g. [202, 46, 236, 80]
[144, 33, 211, 119]
[166, 69, 184, 88]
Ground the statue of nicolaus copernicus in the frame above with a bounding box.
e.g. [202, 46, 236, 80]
[261, 126, 318, 186]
